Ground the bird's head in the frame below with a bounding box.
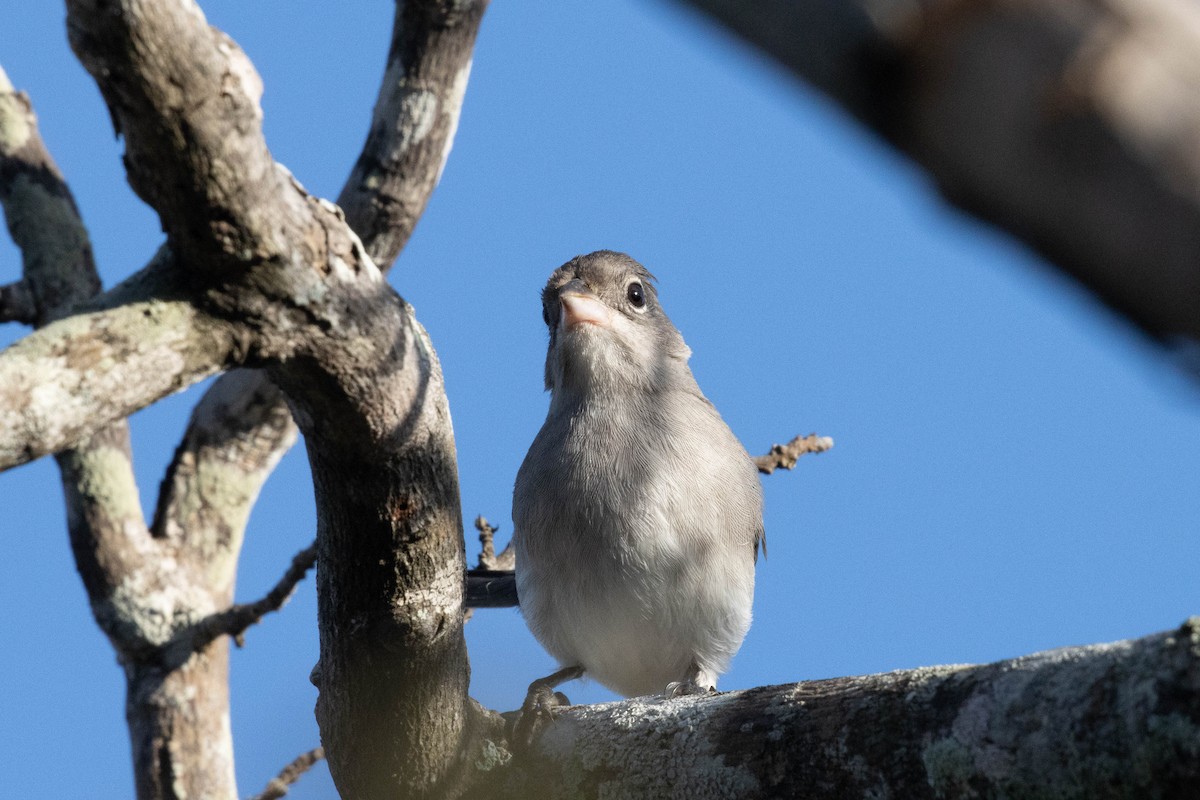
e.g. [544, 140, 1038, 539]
[540, 250, 693, 397]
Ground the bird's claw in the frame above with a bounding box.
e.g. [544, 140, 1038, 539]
[507, 683, 571, 753]
[665, 679, 715, 699]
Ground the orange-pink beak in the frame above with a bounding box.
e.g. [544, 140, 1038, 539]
[560, 283, 611, 329]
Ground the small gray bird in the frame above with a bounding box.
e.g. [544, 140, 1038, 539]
[513, 250, 763, 708]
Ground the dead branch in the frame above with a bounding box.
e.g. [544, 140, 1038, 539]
[152, 370, 297, 541]
[338, 0, 487, 270]
[753, 433, 834, 474]
[679, 0, 1200, 347]
[488, 620, 1200, 798]
[0, 256, 244, 471]
[246, 748, 325, 800]
[475, 515, 515, 571]
[190, 543, 317, 651]
[0, 65, 99, 325]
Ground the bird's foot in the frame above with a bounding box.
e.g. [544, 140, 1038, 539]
[666, 660, 717, 699]
[506, 666, 583, 753]
[664, 679, 715, 699]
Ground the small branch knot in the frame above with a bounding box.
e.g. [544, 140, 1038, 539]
[754, 433, 834, 474]
[0, 280, 37, 325]
[475, 515, 514, 571]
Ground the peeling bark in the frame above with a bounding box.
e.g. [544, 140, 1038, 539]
[487, 621, 1200, 799]
[681, 0, 1200, 348]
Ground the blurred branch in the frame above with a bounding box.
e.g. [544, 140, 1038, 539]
[679, 0, 1200, 348]
[246, 748, 325, 800]
[0, 280, 35, 323]
[475, 514, 515, 571]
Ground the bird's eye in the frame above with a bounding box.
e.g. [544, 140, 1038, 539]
[626, 281, 646, 309]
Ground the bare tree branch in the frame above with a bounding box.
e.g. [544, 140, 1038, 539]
[474, 515, 514, 571]
[0, 256, 246, 472]
[65, 0, 283, 274]
[338, 0, 488, 270]
[1, 64, 246, 800]
[753, 433, 834, 474]
[165, 0, 490, 521]
[679, 0, 1200, 348]
[488, 620, 1200, 798]
[1, 63, 151, 607]
[190, 543, 317, 652]
[0, 65, 99, 324]
[153, 370, 297, 543]
[59, 2, 491, 796]
[466, 570, 520, 609]
[247, 748, 326, 800]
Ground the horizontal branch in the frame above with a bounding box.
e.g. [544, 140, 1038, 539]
[466, 569, 519, 609]
[0, 256, 244, 471]
[495, 620, 1200, 798]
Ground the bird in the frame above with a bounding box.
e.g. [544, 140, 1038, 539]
[512, 250, 764, 724]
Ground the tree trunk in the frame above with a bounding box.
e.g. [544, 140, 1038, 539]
[126, 644, 236, 800]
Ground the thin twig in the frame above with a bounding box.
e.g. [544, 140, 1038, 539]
[191, 542, 317, 650]
[753, 433, 833, 474]
[475, 515, 515, 571]
[246, 747, 325, 800]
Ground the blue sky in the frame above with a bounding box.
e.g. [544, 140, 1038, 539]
[2, 2, 1198, 797]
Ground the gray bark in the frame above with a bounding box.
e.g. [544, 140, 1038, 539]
[1, 64, 251, 800]
[5, 0, 490, 795]
[3, 1, 1199, 799]
[680, 0, 1200, 350]
[60, 0, 492, 797]
[486, 620, 1200, 799]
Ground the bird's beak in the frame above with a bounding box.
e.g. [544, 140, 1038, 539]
[559, 279, 611, 329]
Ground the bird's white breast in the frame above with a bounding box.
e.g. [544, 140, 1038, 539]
[514, 390, 758, 697]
